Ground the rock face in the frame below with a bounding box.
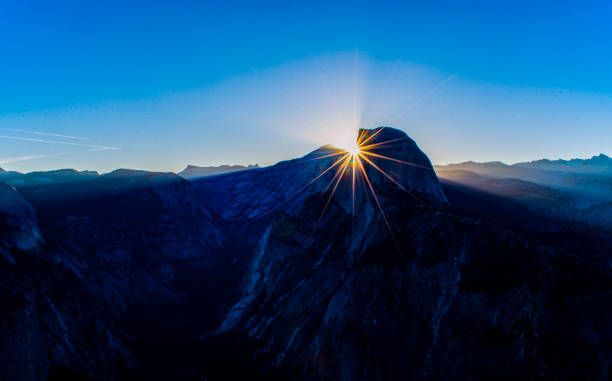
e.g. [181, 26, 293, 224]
[205, 128, 612, 380]
[354, 127, 447, 206]
[0, 172, 225, 380]
[0, 181, 134, 380]
[0, 182, 42, 259]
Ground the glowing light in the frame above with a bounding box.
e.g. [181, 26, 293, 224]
[306, 127, 433, 257]
[346, 141, 361, 157]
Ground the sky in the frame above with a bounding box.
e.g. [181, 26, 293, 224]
[1, 0, 611, 173]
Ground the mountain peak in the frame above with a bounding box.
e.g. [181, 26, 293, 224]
[356, 127, 448, 206]
[191, 126, 447, 224]
[591, 153, 610, 162]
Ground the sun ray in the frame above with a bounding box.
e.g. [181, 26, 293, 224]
[356, 128, 369, 145]
[303, 128, 427, 258]
[314, 155, 352, 230]
[351, 156, 356, 216]
[359, 136, 408, 151]
[387, 72, 457, 126]
[356, 158, 402, 254]
[360, 151, 431, 170]
[357, 153, 406, 191]
[302, 152, 350, 191]
[307, 150, 349, 161]
[358, 153, 423, 202]
[358, 126, 386, 146]
[323, 154, 350, 193]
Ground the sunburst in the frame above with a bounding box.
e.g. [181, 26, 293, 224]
[306, 127, 430, 253]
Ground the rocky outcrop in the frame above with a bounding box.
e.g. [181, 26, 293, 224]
[0, 182, 42, 262]
[0, 172, 225, 380]
[354, 127, 447, 206]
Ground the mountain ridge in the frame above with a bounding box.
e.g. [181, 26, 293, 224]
[440, 153, 611, 170]
[179, 164, 259, 179]
[436, 153, 612, 208]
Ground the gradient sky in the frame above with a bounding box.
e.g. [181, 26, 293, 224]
[1, 1, 611, 173]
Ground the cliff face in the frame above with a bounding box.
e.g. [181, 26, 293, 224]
[213, 205, 612, 379]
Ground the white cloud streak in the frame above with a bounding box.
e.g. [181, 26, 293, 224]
[0, 135, 120, 151]
[0, 154, 52, 165]
[8, 129, 89, 141]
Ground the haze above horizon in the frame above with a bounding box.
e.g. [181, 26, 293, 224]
[1, 1, 611, 173]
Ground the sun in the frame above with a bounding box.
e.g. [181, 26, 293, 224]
[305, 127, 432, 255]
[346, 140, 362, 156]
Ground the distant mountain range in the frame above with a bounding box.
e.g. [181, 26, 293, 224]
[441, 153, 612, 174]
[516, 153, 612, 174]
[0, 164, 260, 186]
[436, 153, 612, 209]
[1, 130, 611, 380]
[437, 153, 611, 182]
[178, 164, 259, 179]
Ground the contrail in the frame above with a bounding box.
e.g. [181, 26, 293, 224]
[9, 129, 89, 141]
[0, 154, 51, 165]
[0, 146, 122, 166]
[0, 135, 120, 151]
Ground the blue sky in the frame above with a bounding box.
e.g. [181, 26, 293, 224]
[1, 1, 611, 172]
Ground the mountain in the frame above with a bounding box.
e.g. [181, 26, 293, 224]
[0, 168, 99, 188]
[0, 170, 230, 380]
[583, 201, 612, 226]
[435, 169, 579, 224]
[178, 164, 259, 180]
[436, 154, 612, 208]
[192, 128, 446, 221]
[439, 153, 612, 177]
[1, 127, 611, 380]
[194, 128, 612, 380]
[515, 153, 612, 175]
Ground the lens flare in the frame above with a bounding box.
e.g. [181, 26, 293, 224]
[347, 143, 361, 156]
[307, 127, 432, 254]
